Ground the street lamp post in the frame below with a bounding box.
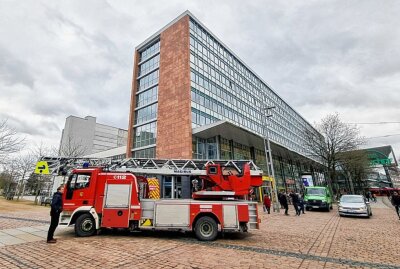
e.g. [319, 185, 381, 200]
[262, 105, 280, 213]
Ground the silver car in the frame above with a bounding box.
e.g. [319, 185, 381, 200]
[338, 195, 372, 218]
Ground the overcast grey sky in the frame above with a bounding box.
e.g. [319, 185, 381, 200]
[1, 0, 399, 160]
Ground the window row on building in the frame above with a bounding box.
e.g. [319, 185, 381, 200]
[190, 69, 261, 121]
[136, 85, 158, 108]
[191, 87, 263, 133]
[135, 103, 158, 125]
[138, 69, 159, 91]
[133, 121, 157, 149]
[133, 147, 156, 158]
[133, 40, 160, 158]
[138, 54, 160, 77]
[139, 41, 160, 63]
[190, 21, 262, 92]
[189, 41, 260, 106]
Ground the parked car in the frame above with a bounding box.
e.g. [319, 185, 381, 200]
[40, 196, 52, 206]
[304, 186, 333, 211]
[338, 195, 372, 218]
[5, 191, 16, 200]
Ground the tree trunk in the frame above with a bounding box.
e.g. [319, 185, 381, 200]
[16, 171, 26, 201]
[347, 171, 355, 194]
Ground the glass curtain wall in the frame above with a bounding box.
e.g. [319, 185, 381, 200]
[220, 137, 232, 160]
[133, 40, 160, 158]
[188, 18, 327, 191]
[192, 137, 218, 159]
[188, 18, 319, 158]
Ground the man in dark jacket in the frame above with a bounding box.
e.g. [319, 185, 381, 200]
[47, 186, 64, 243]
[279, 191, 289, 215]
[391, 191, 400, 220]
[298, 193, 305, 214]
[290, 191, 301, 216]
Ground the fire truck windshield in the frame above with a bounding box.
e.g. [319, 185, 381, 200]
[66, 174, 91, 199]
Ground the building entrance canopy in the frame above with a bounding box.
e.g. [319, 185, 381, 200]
[192, 120, 324, 168]
[193, 120, 264, 149]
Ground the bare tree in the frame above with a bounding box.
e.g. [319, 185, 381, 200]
[0, 171, 13, 192]
[59, 135, 87, 157]
[303, 113, 365, 194]
[15, 154, 36, 200]
[338, 150, 372, 194]
[0, 119, 24, 163]
[30, 141, 58, 158]
[0, 160, 20, 196]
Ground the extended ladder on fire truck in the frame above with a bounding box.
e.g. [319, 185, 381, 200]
[40, 156, 263, 177]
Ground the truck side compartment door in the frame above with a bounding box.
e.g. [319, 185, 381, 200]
[223, 205, 238, 228]
[101, 180, 131, 228]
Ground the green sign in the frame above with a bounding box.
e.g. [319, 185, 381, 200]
[370, 158, 392, 166]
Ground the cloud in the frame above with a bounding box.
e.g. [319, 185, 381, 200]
[0, 0, 399, 158]
[0, 47, 35, 88]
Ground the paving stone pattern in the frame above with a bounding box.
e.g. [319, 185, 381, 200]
[0, 211, 49, 229]
[0, 197, 399, 269]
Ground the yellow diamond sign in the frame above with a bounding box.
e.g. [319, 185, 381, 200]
[34, 161, 50, 175]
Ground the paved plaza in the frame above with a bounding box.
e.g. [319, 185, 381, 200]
[0, 197, 399, 269]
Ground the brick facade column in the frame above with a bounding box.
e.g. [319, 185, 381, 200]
[156, 16, 192, 159]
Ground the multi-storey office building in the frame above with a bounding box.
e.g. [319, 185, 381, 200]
[60, 115, 128, 156]
[127, 11, 324, 194]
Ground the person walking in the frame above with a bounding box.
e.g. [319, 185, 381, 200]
[263, 194, 271, 214]
[371, 193, 377, 203]
[298, 193, 305, 214]
[290, 191, 301, 216]
[279, 191, 289, 215]
[278, 192, 283, 209]
[47, 186, 64, 243]
[365, 191, 371, 202]
[390, 191, 400, 220]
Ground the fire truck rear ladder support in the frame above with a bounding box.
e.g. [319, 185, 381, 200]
[248, 203, 258, 229]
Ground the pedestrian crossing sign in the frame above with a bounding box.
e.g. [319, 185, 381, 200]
[34, 161, 50, 175]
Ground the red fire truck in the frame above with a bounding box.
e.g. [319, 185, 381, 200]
[46, 158, 263, 241]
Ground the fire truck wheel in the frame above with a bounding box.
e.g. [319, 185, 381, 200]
[195, 216, 218, 241]
[75, 214, 96, 237]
